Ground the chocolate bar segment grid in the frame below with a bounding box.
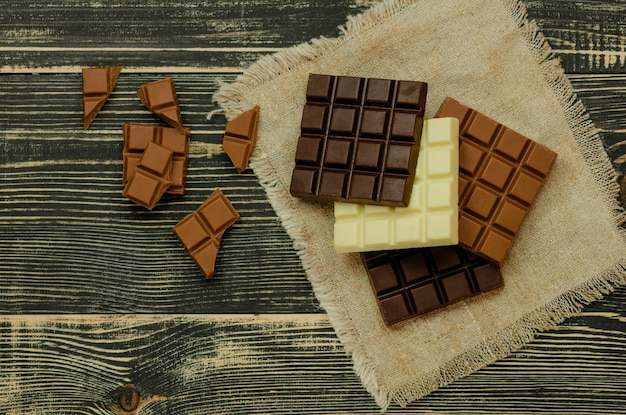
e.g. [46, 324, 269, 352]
[290, 74, 427, 206]
[333, 118, 459, 253]
[362, 246, 503, 325]
[436, 97, 557, 265]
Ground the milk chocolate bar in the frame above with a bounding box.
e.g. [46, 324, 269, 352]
[290, 74, 427, 206]
[222, 106, 260, 173]
[137, 77, 184, 130]
[436, 97, 557, 265]
[363, 246, 503, 325]
[173, 189, 239, 279]
[334, 117, 459, 252]
[122, 123, 190, 195]
[82, 66, 122, 130]
[122, 141, 172, 210]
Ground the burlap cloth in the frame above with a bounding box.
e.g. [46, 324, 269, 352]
[214, 0, 626, 409]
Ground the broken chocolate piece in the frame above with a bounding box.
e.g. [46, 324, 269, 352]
[122, 141, 172, 210]
[122, 123, 190, 195]
[222, 105, 260, 173]
[82, 66, 122, 130]
[137, 77, 184, 130]
[173, 189, 239, 279]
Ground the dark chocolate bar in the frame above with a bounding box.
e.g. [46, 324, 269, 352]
[122, 123, 190, 195]
[290, 74, 427, 206]
[436, 97, 557, 265]
[363, 246, 503, 325]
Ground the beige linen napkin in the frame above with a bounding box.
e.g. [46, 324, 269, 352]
[214, 0, 626, 409]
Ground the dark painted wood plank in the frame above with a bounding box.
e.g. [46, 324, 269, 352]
[568, 74, 626, 175]
[0, 0, 377, 71]
[525, 0, 626, 73]
[4, 0, 626, 74]
[2, 305, 626, 414]
[1, 0, 374, 47]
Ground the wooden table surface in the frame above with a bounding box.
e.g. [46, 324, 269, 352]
[2, 1, 626, 413]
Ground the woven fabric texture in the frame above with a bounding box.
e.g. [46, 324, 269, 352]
[214, 0, 626, 408]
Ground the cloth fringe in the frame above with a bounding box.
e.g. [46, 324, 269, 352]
[213, 0, 626, 409]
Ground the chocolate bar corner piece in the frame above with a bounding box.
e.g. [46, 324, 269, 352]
[290, 74, 427, 207]
[362, 246, 503, 325]
[436, 97, 557, 265]
[122, 141, 173, 210]
[82, 66, 123, 130]
[173, 189, 240, 279]
[222, 105, 260, 173]
[137, 77, 185, 131]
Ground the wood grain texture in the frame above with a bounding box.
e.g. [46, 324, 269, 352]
[1, 305, 626, 414]
[569, 74, 626, 174]
[1, 0, 626, 413]
[526, 0, 626, 73]
[0, 73, 324, 314]
[0, 0, 378, 71]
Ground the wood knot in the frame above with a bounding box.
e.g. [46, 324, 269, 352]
[111, 384, 141, 414]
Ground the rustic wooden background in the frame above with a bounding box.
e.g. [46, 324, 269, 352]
[1, 0, 626, 413]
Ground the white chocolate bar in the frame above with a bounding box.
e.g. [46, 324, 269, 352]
[334, 117, 459, 253]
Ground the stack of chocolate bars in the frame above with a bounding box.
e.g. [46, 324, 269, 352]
[289, 74, 557, 325]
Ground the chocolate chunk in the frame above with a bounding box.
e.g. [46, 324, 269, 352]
[290, 74, 427, 206]
[362, 246, 503, 325]
[436, 97, 557, 265]
[122, 123, 190, 195]
[122, 141, 172, 210]
[137, 77, 184, 130]
[222, 106, 260, 173]
[82, 66, 122, 130]
[173, 189, 239, 279]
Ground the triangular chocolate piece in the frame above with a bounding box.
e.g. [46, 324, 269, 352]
[222, 106, 260, 173]
[82, 66, 122, 130]
[83, 98, 106, 123]
[222, 138, 252, 173]
[137, 78, 184, 130]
